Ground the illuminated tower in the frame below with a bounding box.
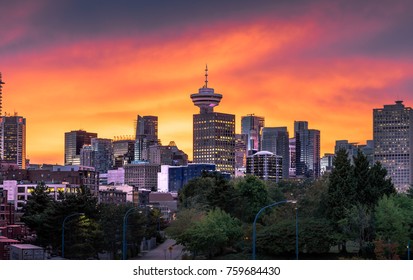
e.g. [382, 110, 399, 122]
[191, 66, 235, 175]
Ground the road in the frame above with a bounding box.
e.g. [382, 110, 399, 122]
[134, 239, 186, 260]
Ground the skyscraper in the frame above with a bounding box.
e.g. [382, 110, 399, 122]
[241, 114, 265, 154]
[373, 100, 413, 192]
[261, 127, 290, 179]
[135, 115, 158, 161]
[64, 130, 97, 165]
[91, 138, 113, 173]
[191, 66, 235, 174]
[294, 121, 320, 178]
[113, 139, 135, 167]
[0, 115, 26, 169]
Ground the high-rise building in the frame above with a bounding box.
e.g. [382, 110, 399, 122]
[113, 139, 135, 168]
[0, 73, 4, 116]
[294, 121, 320, 178]
[0, 116, 26, 169]
[335, 140, 374, 166]
[289, 138, 296, 178]
[64, 130, 97, 165]
[241, 114, 265, 154]
[135, 115, 158, 161]
[235, 134, 248, 177]
[246, 151, 282, 181]
[261, 127, 290, 179]
[373, 100, 413, 192]
[91, 138, 113, 174]
[191, 66, 235, 175]
[320, 153, 334, 175]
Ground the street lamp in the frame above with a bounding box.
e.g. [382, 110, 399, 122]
[62, 212, 84, 259]
[123, 207, 138, 260]
[252, 200, 297, 260]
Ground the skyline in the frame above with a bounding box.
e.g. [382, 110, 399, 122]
[1, 0, 413, 164]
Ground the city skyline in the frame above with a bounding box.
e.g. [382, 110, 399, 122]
[1, 0, 413, 164]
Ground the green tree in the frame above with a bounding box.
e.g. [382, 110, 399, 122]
[179, 171, 234, 212]
[184, 209, 243, 258]
[21, 183, 58, 247]
[374, 195, 413, 258]
[326, 149, 356, 252]
[232, 175, 269, 223]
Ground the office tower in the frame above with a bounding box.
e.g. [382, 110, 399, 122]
[235, 134, 248, 177]
[289, 138, 296, 178]
[135, 115, 158, 161]
[191, 66, 235, 175]
[335, 140, 374, 166]
[373, 100, 413, 192]
[113, 138, 135, 168]
[0, 116, 26, 169]
[124, 163, 160, 191]
[80, 145, 94, 168]
[91, 138, 113, 174]
[294, 121, 320, 178]
[320, 153, 334, 175]
[261, 127, 290, 179]
[246, 151, 282, 181]
[64, 130, 97, 165]
[241, 114, 265, 154]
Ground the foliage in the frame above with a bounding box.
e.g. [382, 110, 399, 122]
[231, 175, 269, 223]
[179, 171, 234, 212]
[374, 195, 413, 257]
[184, 209, 242, 258]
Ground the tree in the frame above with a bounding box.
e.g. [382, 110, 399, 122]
[374, 195, 413, 258]
[184, 209, 243, 258]
[21, 182, 57, 247]
[179, 171, 234, 212]
[232, 175, 269, 223]
[325, 149, 356, 252]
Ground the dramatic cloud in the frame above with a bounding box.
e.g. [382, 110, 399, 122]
[1, 0, 412, 163]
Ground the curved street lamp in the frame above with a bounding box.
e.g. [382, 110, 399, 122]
[252, 200, 297, 260]
[62, 212, 84, 259]
[123, 207, 138, 260]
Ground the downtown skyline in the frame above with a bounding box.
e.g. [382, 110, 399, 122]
[1, 0, 413, 164]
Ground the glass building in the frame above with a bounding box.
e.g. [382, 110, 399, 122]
[0, 116, 26, 169]
[64, 130, 97, 165]
[261, 127, 290, 179]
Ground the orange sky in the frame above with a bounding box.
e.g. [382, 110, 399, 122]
[1, 0, 413, 164]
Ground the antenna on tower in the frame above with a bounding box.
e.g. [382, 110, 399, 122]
[0, 72, 4, 116]
[205, 64, 208, 88]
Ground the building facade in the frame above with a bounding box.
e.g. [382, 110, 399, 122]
[135, 115, 158, 161]
[0, 116, 26, 169]
[124, 163, 160, 191]
[157, 163, 216, 193]
[294, 121, 320, 178]
[241, 114, 265, 154]
[191, 67, 235, 175]
[261, 127, 290, 179]
[373, 100, 413, 192]
[246, 151, 282, 181]
[64, 130, 97, 165]
[113, 139, 135, 168]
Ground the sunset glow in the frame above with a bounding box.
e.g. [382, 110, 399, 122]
[1, 0, 413, 164]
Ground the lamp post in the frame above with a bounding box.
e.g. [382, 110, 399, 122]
[252, 200, 297, 260]
[123, 207, 137, 260]
[62, 212, 84, 259]
[295, 207, 299, 260]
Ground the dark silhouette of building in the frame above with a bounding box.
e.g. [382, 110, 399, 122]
[64, 130, 97, 165]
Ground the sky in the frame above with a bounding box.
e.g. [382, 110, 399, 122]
[1, 0, 413, 164]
